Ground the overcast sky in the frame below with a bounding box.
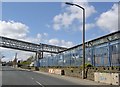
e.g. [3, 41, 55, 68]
[0, 0, 119, 62]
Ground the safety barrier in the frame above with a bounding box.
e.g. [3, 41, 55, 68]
[48, 69, 64, 75]
[94, 72, 120, 85]
[48, 69, 54, 74]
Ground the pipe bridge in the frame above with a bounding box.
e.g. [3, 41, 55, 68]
[0, 36, 67, 54]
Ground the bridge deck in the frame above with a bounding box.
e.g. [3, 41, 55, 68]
[0, 36, 67, 53]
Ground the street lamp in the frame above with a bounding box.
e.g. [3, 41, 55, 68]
[65, 2, 86, 79]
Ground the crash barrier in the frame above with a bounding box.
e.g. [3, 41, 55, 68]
[48, 69, 54, 74]
[35, 67, 39, 71]
[48, 69, 65, 75]
[94, 72, 120, 85]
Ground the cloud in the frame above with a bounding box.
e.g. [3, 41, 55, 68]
[23, 33, 48, 44]
[0, 20, 74, 61]
[80, 23, 95, 31]
[96, 4, 118, 33]
[0, 20, 73, 47]
[0, 20, 50, 43]
[53, 23, 61, 30]
[45, 24, 50, 28]
[48, 38, 74, 48]
[0, 47, 34, 62]
[43, 33, 48, 37]
[53, 1, 96, 31]
[0, 20, 29, 39]
[16, 51, 34, 61]
[0, 21, 39, 61]
[48, 38, 59, 45]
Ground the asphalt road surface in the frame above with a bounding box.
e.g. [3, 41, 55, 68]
[1, 66, 80, 87]
[1, 66, 116, 87]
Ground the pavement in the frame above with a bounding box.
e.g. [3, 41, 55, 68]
[1, 66, 118, 87]
[34, 70, 106, 85]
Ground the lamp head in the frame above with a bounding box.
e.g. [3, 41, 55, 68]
[65, 2, 74, 6]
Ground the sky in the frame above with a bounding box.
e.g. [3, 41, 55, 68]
[0, 0, 119, 62]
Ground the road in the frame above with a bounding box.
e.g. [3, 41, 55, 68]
[1, 66, 80, 87]
[1, 66, 114, 87]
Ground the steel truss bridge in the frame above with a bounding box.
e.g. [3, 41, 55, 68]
[0, 31, 119, 60]
[0, 31, 119, 54]
[60, 31, 120, 53]
[0, 31, 119, 67]
[0, 36, 67, 54]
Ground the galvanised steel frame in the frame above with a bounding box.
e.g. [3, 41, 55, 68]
[41, 31, 120, 67]
[0, 31, 119, 67]
[0, 36, 67, 68]
[0, 36, 67, 54]
[60, 31, 120, 53]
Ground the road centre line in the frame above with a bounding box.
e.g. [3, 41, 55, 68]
[36, 81, 44, 87]
[31, 77, 34, 80]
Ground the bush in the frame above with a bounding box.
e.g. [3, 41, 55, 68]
[80, 63, 93, 68]
[85, 63, 93, 68]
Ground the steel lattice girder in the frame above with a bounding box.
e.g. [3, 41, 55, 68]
[0, 36, 67, 54]
[59, 31, 120, 53]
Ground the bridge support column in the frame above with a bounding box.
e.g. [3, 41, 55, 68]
[35, 52, 39, 71]
[34, 51, 43, 71]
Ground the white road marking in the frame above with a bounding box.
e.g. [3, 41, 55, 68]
[36, 81, 44, 87]
[31, 77, 34, 80]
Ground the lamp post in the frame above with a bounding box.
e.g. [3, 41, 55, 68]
[65, 2, 86, 79]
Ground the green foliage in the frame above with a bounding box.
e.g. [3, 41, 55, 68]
[80, 63, 93, 68]
[19, 56, 34, 66]
[20, 61, 31, 66]
[85, 63, 93, 67]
